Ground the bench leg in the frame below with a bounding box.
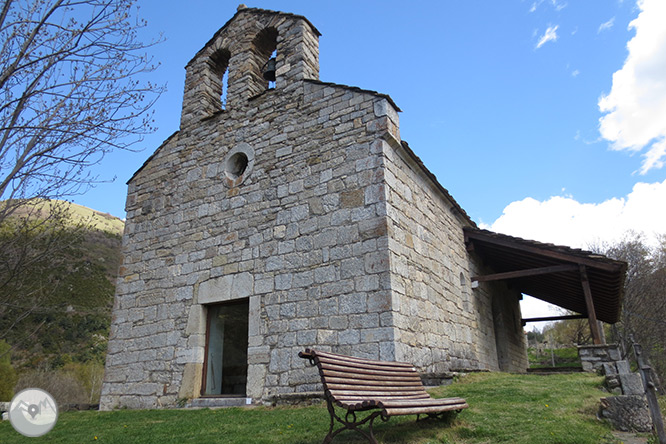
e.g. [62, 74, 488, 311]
[322, 399, 388, 444]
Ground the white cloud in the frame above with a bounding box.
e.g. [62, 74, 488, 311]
[642, 137, 666, 171]
[553, 1, 567, 11]
[483, 179, 666, 328]
[598, 17, 615, 33]
[571, 69, 580, 77]
[598, 0, 666, 174]
[536, 25, 559, 49]
[483, 179, 666, 249]
[549, 0, 567, 11]
[529, 0, 567, 13]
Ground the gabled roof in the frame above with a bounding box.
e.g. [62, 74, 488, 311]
[400, 140, 474, 227]
[464, 228, 627, 324]
[127, 130, 179, 184]
[303, 79, 401, 112]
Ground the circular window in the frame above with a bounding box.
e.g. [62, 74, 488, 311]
[226, 152, 248, 179]
[222, 143, 255, 187]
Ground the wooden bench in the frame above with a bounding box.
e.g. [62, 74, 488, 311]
[299, 348, 468, 444]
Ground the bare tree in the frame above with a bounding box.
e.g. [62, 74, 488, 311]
[597, 232, 666, 388]
[0, 0, 163, 220]
[545, 313, 592, 346]
[0, 0, 161, 351]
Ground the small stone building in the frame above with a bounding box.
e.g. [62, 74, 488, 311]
[100, 6, 529, 410]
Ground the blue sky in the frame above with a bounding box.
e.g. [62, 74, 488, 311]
[74, 1, 666, 320]
[78, 1, 663, 227]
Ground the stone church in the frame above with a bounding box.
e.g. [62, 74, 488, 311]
[100, 6, 534, 409]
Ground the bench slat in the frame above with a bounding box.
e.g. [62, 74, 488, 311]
[317, 356, 417, 374]
[336, 394, 439, 411]
[327, 385, 426, 394]
[328, 389, 429, 397]
[337, 397, 430, 410]
[312, 350, 415, 368]
[384, 403, 469, 417]
[325, 383, 426, 392]
[334, 394, 429, 401]
[324, 376, 423, 387]
[320, 369, 422, 383]
[320, 362, 419, 378]
[379, 397, 467, 408]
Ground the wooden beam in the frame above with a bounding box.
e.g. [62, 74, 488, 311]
[521, 314, 586, 326]
[580, 265, 603, 345]
[472, 264, 579, 283]
[464, 229, 622, 272]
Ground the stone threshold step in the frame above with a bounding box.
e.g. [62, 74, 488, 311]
[189, 397, 252, 408]
[527, 366, 584, 374]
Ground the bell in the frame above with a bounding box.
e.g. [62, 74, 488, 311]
[262, 57, 276, 82]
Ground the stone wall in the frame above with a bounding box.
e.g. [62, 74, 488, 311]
[381, 140, 527, 373]
[463, 267, 500, 371]
[383, 142, 487, 372]
[467, 248, 527, 372]
[488, 284, 527, 371]
[583, 344, 653, 433]
[578, 344, 621, 372]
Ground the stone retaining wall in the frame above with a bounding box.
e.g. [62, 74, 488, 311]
[578, 344, 621, 372]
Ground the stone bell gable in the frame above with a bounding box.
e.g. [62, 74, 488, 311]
[180, 7, 320, 127]
[100, 6, 526, 410]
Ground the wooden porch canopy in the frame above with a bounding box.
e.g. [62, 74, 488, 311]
[464, 228, 627, 344]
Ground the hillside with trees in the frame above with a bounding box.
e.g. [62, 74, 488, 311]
[0, 200, 123, 404]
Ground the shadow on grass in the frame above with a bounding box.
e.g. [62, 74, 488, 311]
[292, 411, 461, 444]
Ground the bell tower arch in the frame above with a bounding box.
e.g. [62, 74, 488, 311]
[180, 6, 320, 128]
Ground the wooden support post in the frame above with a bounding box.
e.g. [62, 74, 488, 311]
[597, 320, 607, 344]
[579, 265, 603, 345]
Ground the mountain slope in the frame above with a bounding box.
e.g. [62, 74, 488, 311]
[10, 199, 124, 236]
[0, 200, 124, 368]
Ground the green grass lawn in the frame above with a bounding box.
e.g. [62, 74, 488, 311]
[0, 372, 624, 443]
[528, 347, 582, 369]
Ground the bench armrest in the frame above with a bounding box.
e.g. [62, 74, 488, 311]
[298, 349, 315, 359]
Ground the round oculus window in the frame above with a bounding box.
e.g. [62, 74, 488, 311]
[226, 152, 248, 179]
[222, 143, 255, 187]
